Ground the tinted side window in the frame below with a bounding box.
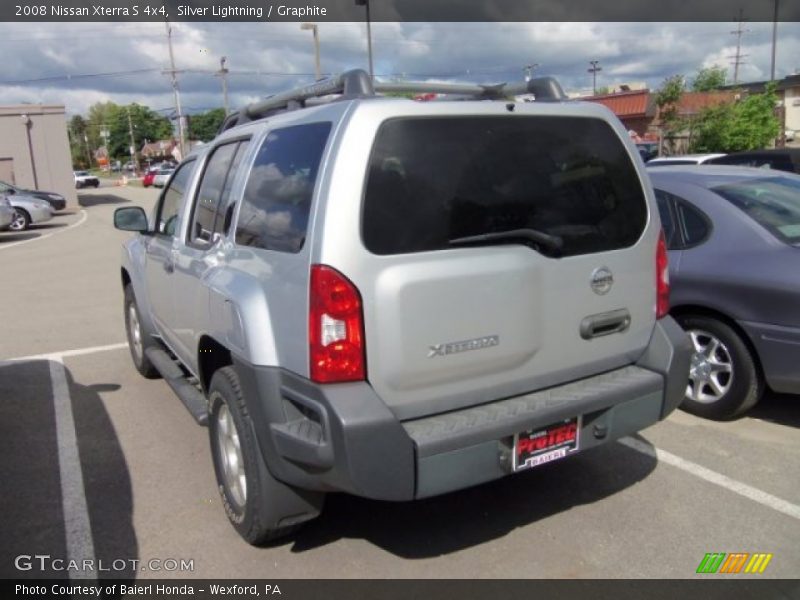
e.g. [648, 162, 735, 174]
[654, 189, 679, 249]
[190, 141, 246, 245]
[362, 116, 647, 256]
[677, 202, 710, 246]
[156, 160, 196, 236]
[235, 122, 331, 253]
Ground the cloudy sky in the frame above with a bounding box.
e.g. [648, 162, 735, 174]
[0, 21, 798, 117]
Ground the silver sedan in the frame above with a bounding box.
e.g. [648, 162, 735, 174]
[7, 192, 53, 231]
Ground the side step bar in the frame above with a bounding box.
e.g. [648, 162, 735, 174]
[145, 346, 209, 426]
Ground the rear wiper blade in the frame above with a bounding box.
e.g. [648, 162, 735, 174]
[449, 228, 564, 256]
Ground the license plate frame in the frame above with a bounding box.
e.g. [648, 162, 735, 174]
[512, 416, 581, 472]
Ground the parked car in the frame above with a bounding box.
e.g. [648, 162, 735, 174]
[6, 192, 53, 231]
[635, 141, 659, 162]
[0, 194, 15, 230]
[74, 170, 100, 189]
[706, 148, 800, 174]
[152, 168, 174, 188]
[114, 69, 690, 544]
[0, 180, 66, 211]
[647, 154, 725, 167]
[786, 129, 795, 143]
[648, 165, 800, 419]
[142, 167, 160, 188]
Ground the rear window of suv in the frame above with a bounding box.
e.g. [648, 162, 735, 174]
[362, 116, 647, 256]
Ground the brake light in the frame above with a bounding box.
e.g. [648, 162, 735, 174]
[656, 230, 670, 319]
[309, 265, 366, 383]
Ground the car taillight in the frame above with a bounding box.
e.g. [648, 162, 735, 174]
[309, 265, 366, 383]
[656, 230, 670, 319]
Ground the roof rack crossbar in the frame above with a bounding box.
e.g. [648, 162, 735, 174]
[374, 76, 566, 102]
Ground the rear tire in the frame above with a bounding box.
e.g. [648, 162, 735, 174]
[208, 366, 323, 545]
[123, 284, 160, 379]
[675, 314, 762, 420]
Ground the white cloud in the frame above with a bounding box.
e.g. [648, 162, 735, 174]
[0, 21, 797, 116]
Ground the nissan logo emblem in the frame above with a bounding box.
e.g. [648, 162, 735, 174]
[590, 267, 614, 295]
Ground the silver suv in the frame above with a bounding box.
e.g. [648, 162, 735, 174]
[114, 70, 691, 545]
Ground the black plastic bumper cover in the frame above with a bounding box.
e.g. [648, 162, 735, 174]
[235, 316, 691, 501]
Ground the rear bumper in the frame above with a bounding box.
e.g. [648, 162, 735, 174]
[235, 317, 690, 501]
[740, 320, 800, 395]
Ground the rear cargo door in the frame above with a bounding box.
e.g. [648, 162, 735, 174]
[358, 115, 657, 420]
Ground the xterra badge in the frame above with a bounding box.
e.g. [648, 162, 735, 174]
[428, 335, 500, 358]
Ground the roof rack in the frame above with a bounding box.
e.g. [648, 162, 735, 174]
[218, 69, 567, 134]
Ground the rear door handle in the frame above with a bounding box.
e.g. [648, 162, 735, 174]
[580, 309, 631, 340]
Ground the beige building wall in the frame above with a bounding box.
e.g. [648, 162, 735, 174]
[784, 86, 800, 132]
[0, 105, 77, 207]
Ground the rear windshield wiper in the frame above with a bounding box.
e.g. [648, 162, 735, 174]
[449, 228, 564, 257]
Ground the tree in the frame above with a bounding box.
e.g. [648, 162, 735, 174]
[655, 75, 685, 154]
[85, 101, 172, 160]
[68, 115, 91, 168]
[189, 108, 226, 142]
[692, 66, 727, 92]
[690, 83, 780, 153]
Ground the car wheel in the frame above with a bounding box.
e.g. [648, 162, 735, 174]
[9, 208, 30, 231]
[208, 366, 324, 545]
[93, 182, 99, 188]
[675, 315, 762, 420]
[123, 284, 160, 379]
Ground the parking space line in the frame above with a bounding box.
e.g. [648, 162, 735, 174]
[0, 209, 88, 251]
[620, 436, 800, 521]
[50, 356, 96, 580]
[0, 342, 127, 364]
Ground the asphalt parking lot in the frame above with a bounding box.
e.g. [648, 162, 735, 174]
[0, 185, 798, 580]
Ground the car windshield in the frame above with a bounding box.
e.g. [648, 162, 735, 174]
[712, 176, 800, 245]
[158, 169, 174, 175]
[75, 171, 89, 176]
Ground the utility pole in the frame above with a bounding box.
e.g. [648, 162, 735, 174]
[164, 21, 186, 159]
[770, 0, 779, 81]
[355, 0, 374, 81]
[216, 56, 230, 115]
[300, 23, 322, 80]
[83, 133, 92, 170]
[127, 107, 139, 175]
[588, 60, 602, 95]
[729, 10, 750, 84]
[523, 63, 539, 82]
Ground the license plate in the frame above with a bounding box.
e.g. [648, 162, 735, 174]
[512, 417, 580, 472]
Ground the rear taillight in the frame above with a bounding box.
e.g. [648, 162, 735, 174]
[309, 265, 366, 383]
[656, 230, 670, 319]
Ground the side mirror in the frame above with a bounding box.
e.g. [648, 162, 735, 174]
[114, 206, 149, 232]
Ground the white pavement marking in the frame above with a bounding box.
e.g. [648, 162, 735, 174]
[50, 356, 97, 580]
[620, 436, 800, 521]
[0, 342, 128, 366]
[0, 209, 88, 251]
